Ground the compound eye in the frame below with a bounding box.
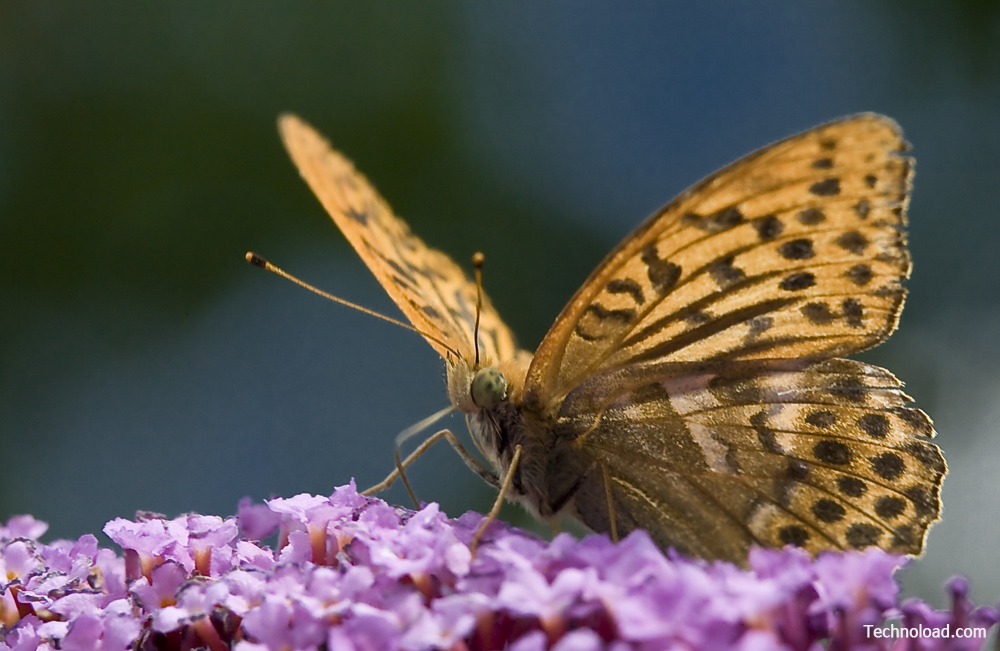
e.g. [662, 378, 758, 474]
[470, 367, 507, 409]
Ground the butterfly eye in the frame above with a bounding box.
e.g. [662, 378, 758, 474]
[471, 367, 507, 409]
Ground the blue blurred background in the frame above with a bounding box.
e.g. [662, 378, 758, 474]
[2, 3, 999, 605]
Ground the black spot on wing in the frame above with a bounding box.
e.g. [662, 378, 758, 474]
[449, 288, 476, 325]
[717, 434, 742, 474]
[685, 309, 713, 326]
[828, 377, 866, 403]
[809, 178, 841, 196]
[750, 410, 781, 454]
[857, 413, 889, 440]
[814, 440, 851, 465]
[812, 499, 846, 522]
[779, 525, 809, 547]
[708, 374, 764, 405]
[801, 302, 836, 325]
[641, 244, 682, 295]
[384, 257, 419, 285]
[835, 231, 869, 255]
[779, 272, 815, 291]
[904, 442, 945, 474]
[838, 477, 867, 497]
[875, 496, 906, 519]
[786, 459, 809, 481]
[752, 215, 784, 241]
[685, 206, 745, 232]
[842, 299, 864, 328]
[812, 158, 834, 169]
[904, 485, 939, 518]
[370, 243, 421, 288]
[805, 410, 837, 428]
[845, 264, 873, 286]
[864, 174, 878, 188]
[896, 408, 933, 437]
[421, 305, 443, 320]
[778, 239, 815, 260]
[775, 459, 809, 508]
[846, 523, 880, 549]
[746, 316, 773, 340]
[575, 304, 635, 342]
[707, 255, 746, 288]
[345, 206, 369, 224]
[710, 206, 746, 230]
[607, 278, 645, 305]
[871, 452, 905, 481]
[853, 199, 871, 219]
[797, 208, 825, 225]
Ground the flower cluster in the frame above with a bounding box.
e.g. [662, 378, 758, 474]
[1, 484, 996, 650]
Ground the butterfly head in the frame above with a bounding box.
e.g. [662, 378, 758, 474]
[446, 353, 529, 416]
[471, 367, 507, 409]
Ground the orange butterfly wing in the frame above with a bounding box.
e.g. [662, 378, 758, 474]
[279, 114, 525, 366]
[526, 114, 911, 410]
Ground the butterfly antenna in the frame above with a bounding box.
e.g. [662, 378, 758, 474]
[246, 252, 463, 358]
[472, 252, 485, 367]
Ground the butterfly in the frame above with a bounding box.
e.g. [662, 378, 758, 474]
[275, 113, 945, 564]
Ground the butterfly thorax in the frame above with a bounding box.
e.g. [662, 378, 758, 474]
[469, 402, 556, 521]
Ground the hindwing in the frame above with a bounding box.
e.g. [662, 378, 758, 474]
[549, 359, 943, 561]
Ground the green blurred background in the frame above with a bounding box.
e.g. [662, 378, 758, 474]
[2, 2, 999, 604]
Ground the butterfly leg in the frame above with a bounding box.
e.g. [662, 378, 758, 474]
[363, 428, 451, 497]
[394, 446, 421, 509]
[600, 462, 619, 543]
[444, 429, 502, 489]
[470, 444, 523, 556]
[362, 428, 501, 496]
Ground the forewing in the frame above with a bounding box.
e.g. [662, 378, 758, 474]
[279, 114, 523, 363]
[551, 359, 944, 563]
[526, 114, 912, 409]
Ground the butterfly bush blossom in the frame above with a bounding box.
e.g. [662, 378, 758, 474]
[0, 484, 995, 651]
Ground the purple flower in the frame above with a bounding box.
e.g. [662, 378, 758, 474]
[237, 498, 281, 542]
[103, 517, 184, 581]
[0, 516, 48, 542]
[1, 491, 997, 650]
